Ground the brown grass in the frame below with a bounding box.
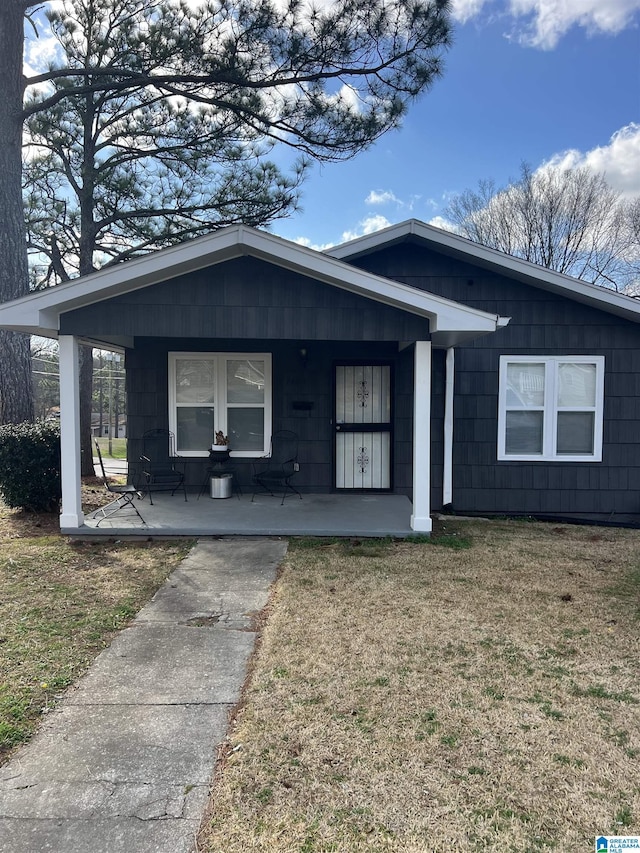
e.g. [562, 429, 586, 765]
[200, 520, 640, 852]
[0, 487, 192, 763]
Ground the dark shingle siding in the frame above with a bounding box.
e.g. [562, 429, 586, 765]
[349, 242, 640, 517]
[60, 257, 430, 343]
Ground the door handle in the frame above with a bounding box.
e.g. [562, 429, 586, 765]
[336, 426, 341, 431]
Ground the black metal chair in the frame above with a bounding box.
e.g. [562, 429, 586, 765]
[139, 429, 187, 505]
[93, 440, 145, 526]
[251, 430, 302, 505]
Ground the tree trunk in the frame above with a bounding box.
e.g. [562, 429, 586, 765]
[77, 94, 98, 476]
[0, 3, 34, 424]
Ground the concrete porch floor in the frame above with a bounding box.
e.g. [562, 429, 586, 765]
[69, 491, 415, 538]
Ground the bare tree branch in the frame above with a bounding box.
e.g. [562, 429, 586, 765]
[445, 163, 638, 292]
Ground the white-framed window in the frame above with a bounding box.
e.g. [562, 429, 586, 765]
[498, 356, 604, 462]
[168, 352, 272, 457]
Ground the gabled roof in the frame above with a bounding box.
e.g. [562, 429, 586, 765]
[0, 224, 506, 348]
[328, 219, 640, 324]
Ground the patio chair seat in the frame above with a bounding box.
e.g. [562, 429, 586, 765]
[252, 430, 302, 505]
[93, 440, 145, 526]
[140, 429, 187, 505]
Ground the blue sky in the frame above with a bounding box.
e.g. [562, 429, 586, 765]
[24, 0, 640, 253]
[274, 1, 640, 249]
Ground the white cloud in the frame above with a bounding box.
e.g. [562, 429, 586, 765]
[542, 123, 640, 198]
[365, 190, 402, 205]
[24, 11, 63, 78]
[451, 0, 640, 49]
[341, 215, 392, 243]
[292, 236, 336, 251]
[24, 2, 67, 77]
[365, 189, 423, 212]
[428, 215, 458, 232]
[450, 0, 492, 24]
[508, 0, 640, 48]
[292, 211, 397, 251]
[24, 33, 61, 75]
[321, 83, 364, 114]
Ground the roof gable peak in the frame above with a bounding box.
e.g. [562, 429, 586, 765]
[328, 218, 640, 324]
[0, 222, 506, 347]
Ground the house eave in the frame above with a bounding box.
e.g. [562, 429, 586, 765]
[0, 224, 507, 342]
[328, 219, 640, 324]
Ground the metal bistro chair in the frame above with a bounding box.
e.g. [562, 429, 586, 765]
[251, 430, 302, 505]
[140, 429, 187, 505]
[93, 440, 145, 526]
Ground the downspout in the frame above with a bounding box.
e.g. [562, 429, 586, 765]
[442, 347, 454, 508]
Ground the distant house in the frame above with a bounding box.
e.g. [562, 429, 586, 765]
[91, 414, 126, 439]
[0, 220, 639, 532]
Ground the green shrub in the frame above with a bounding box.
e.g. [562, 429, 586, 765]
[0, 421, 61, 512]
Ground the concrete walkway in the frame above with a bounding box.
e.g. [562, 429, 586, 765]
[0, 537, 286, 853]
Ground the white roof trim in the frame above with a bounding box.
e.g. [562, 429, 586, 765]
[328, 219, 640, 324]
[0, 224, 506, 345]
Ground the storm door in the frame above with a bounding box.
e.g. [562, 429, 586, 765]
[334, 364, 392, 489]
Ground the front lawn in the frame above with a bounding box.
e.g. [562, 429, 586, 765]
[0, 496, 191, 763]
[199, 521, 640, 852]
[94, 436, 127, 459]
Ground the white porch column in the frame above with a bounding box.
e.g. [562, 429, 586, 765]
[411, 340, 432, 532]
[59, 335, 84, 528]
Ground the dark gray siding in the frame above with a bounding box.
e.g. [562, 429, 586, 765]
[60, 256, 429, 342]
[126, 338, 412, 495]
[64, 238, 640, 517]
[349, 240, 640, 518]
[62, 256, 431, 496]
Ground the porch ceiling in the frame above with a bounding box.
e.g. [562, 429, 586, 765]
[0, 224, 507, 348]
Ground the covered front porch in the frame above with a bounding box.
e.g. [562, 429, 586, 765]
[0, 225, 509, 538]
[72, 490, 415, 538]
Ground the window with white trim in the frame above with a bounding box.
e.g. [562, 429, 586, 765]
[498, 356, 604, 462]
[168, 353, 272, 457]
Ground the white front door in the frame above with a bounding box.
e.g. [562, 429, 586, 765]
[334, 364, 392, 489]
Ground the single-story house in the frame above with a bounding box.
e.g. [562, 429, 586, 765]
[91, 414, 126, 439]
[0, 219, 639, 533]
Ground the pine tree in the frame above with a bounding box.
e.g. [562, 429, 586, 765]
[2, 0, 452, 427]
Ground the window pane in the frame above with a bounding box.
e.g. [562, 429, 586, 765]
[227, 360, 265, 404]
[506, 363, 545, 407]
[557, 363, 596, 407]
[176, 359, 216, 404]
[557, 412, 595, 455]
[505, 411, 544, 455]
[228, 407, 264, 452]
[177, 407, 214, 451]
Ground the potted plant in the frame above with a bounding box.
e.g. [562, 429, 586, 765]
[208, 430, 233, 498]
[211, 430, 230, 451]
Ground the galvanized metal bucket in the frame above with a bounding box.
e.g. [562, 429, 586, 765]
[210, 473, 233, 499]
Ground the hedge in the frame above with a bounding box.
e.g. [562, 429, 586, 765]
[0, 421, 61, 512]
